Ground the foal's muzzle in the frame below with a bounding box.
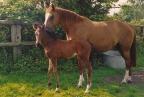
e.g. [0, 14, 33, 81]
[35, 43, 41, 48]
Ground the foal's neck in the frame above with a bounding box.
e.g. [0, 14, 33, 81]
[41, 31, 57, 49]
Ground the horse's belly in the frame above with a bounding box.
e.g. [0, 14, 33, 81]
[68, 26, 118, 52]
[69, 35, 116, 52]
[87, 32, 118, 52]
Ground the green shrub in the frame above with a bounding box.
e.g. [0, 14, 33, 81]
[136, 41, 144, 67]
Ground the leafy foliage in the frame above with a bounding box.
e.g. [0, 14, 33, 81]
[0, 0, 118, 22]
[56, 0, 118, 20]
[115, 0, 144, 25]
[0, 0, 45, 23]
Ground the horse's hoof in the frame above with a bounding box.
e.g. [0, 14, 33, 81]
[55, 88, 60, 93]
[127, 80, 133, 84]
[48, 82, 52, 87]
[77, 85, 82, 88]
[121, 79, 133, 84]
[121, 80, 127, 84]
[84, 90, 90, 94]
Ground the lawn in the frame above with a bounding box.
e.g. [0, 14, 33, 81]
[0, 66, 144, 97]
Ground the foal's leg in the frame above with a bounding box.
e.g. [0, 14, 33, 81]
[77, 57, 84, 88]
[51, 58, 60, 92]
[48, 59, 53, 87]
[120, 50, 132, 83]
[84, 60, 92, 93]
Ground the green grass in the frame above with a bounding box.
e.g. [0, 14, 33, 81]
[0, 67, 144, 97]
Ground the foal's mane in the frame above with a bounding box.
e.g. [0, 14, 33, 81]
[55, 7, 88, 25]
[45, 29, 57, 40]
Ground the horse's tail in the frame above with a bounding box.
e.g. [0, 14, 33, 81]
[130, 33, 136, 67]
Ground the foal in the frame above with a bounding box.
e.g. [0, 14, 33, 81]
[33, 23, 92, 93]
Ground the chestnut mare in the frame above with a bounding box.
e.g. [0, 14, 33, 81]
[33, 23, 92, 93]
[44, 4, 136, 85]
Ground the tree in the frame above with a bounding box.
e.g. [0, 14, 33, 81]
[0, 0, 118, 22]
[0, 0, 45, 22]
[56, 0, 118, 20]
[115, 0, 144, 24]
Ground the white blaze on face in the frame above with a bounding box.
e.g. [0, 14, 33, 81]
[35, 32, 39, 44]
[44, 13, 52, 26]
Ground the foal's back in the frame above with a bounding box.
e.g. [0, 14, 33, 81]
[45, 39, 91, 59]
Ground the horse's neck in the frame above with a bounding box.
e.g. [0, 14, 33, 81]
[57, 8, 85, 32]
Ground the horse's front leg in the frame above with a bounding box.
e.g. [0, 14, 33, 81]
[77, 57, 85, 88]
[51, 58, 60, 92]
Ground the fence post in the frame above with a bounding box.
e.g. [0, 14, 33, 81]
[142, 26, 144, 36]
[11, 24, 22, 61]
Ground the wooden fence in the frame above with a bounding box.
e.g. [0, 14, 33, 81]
[0, 20, 144, 62]
[138, 25, 144, 36]
[135, 25, 144, 40]
[0, 20, 35, 61]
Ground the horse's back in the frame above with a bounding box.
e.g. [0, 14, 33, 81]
[105, 20, 135, 47]
[75, 20, 135, 51]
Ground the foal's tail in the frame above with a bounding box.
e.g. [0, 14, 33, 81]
[130, 33, 136, 67]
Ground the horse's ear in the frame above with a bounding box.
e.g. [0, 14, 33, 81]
[44, 1, 50, 8]
[50, 3, 55, 11]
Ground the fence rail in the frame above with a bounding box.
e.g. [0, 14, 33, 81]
[0, 41, 35, 47]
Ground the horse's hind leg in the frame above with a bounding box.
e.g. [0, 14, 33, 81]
[77, 57, 85, 88]
[119, 48, 132, 83]
[83, 59, 92, 93]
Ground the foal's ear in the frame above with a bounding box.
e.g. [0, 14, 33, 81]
[33, 23, 38, 30]
[33, 22, 41, 30]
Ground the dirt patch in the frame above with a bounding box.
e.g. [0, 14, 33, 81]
[105, 71, 144, 84]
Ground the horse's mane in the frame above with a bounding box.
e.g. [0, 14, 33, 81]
[56, 7, 88, 25]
